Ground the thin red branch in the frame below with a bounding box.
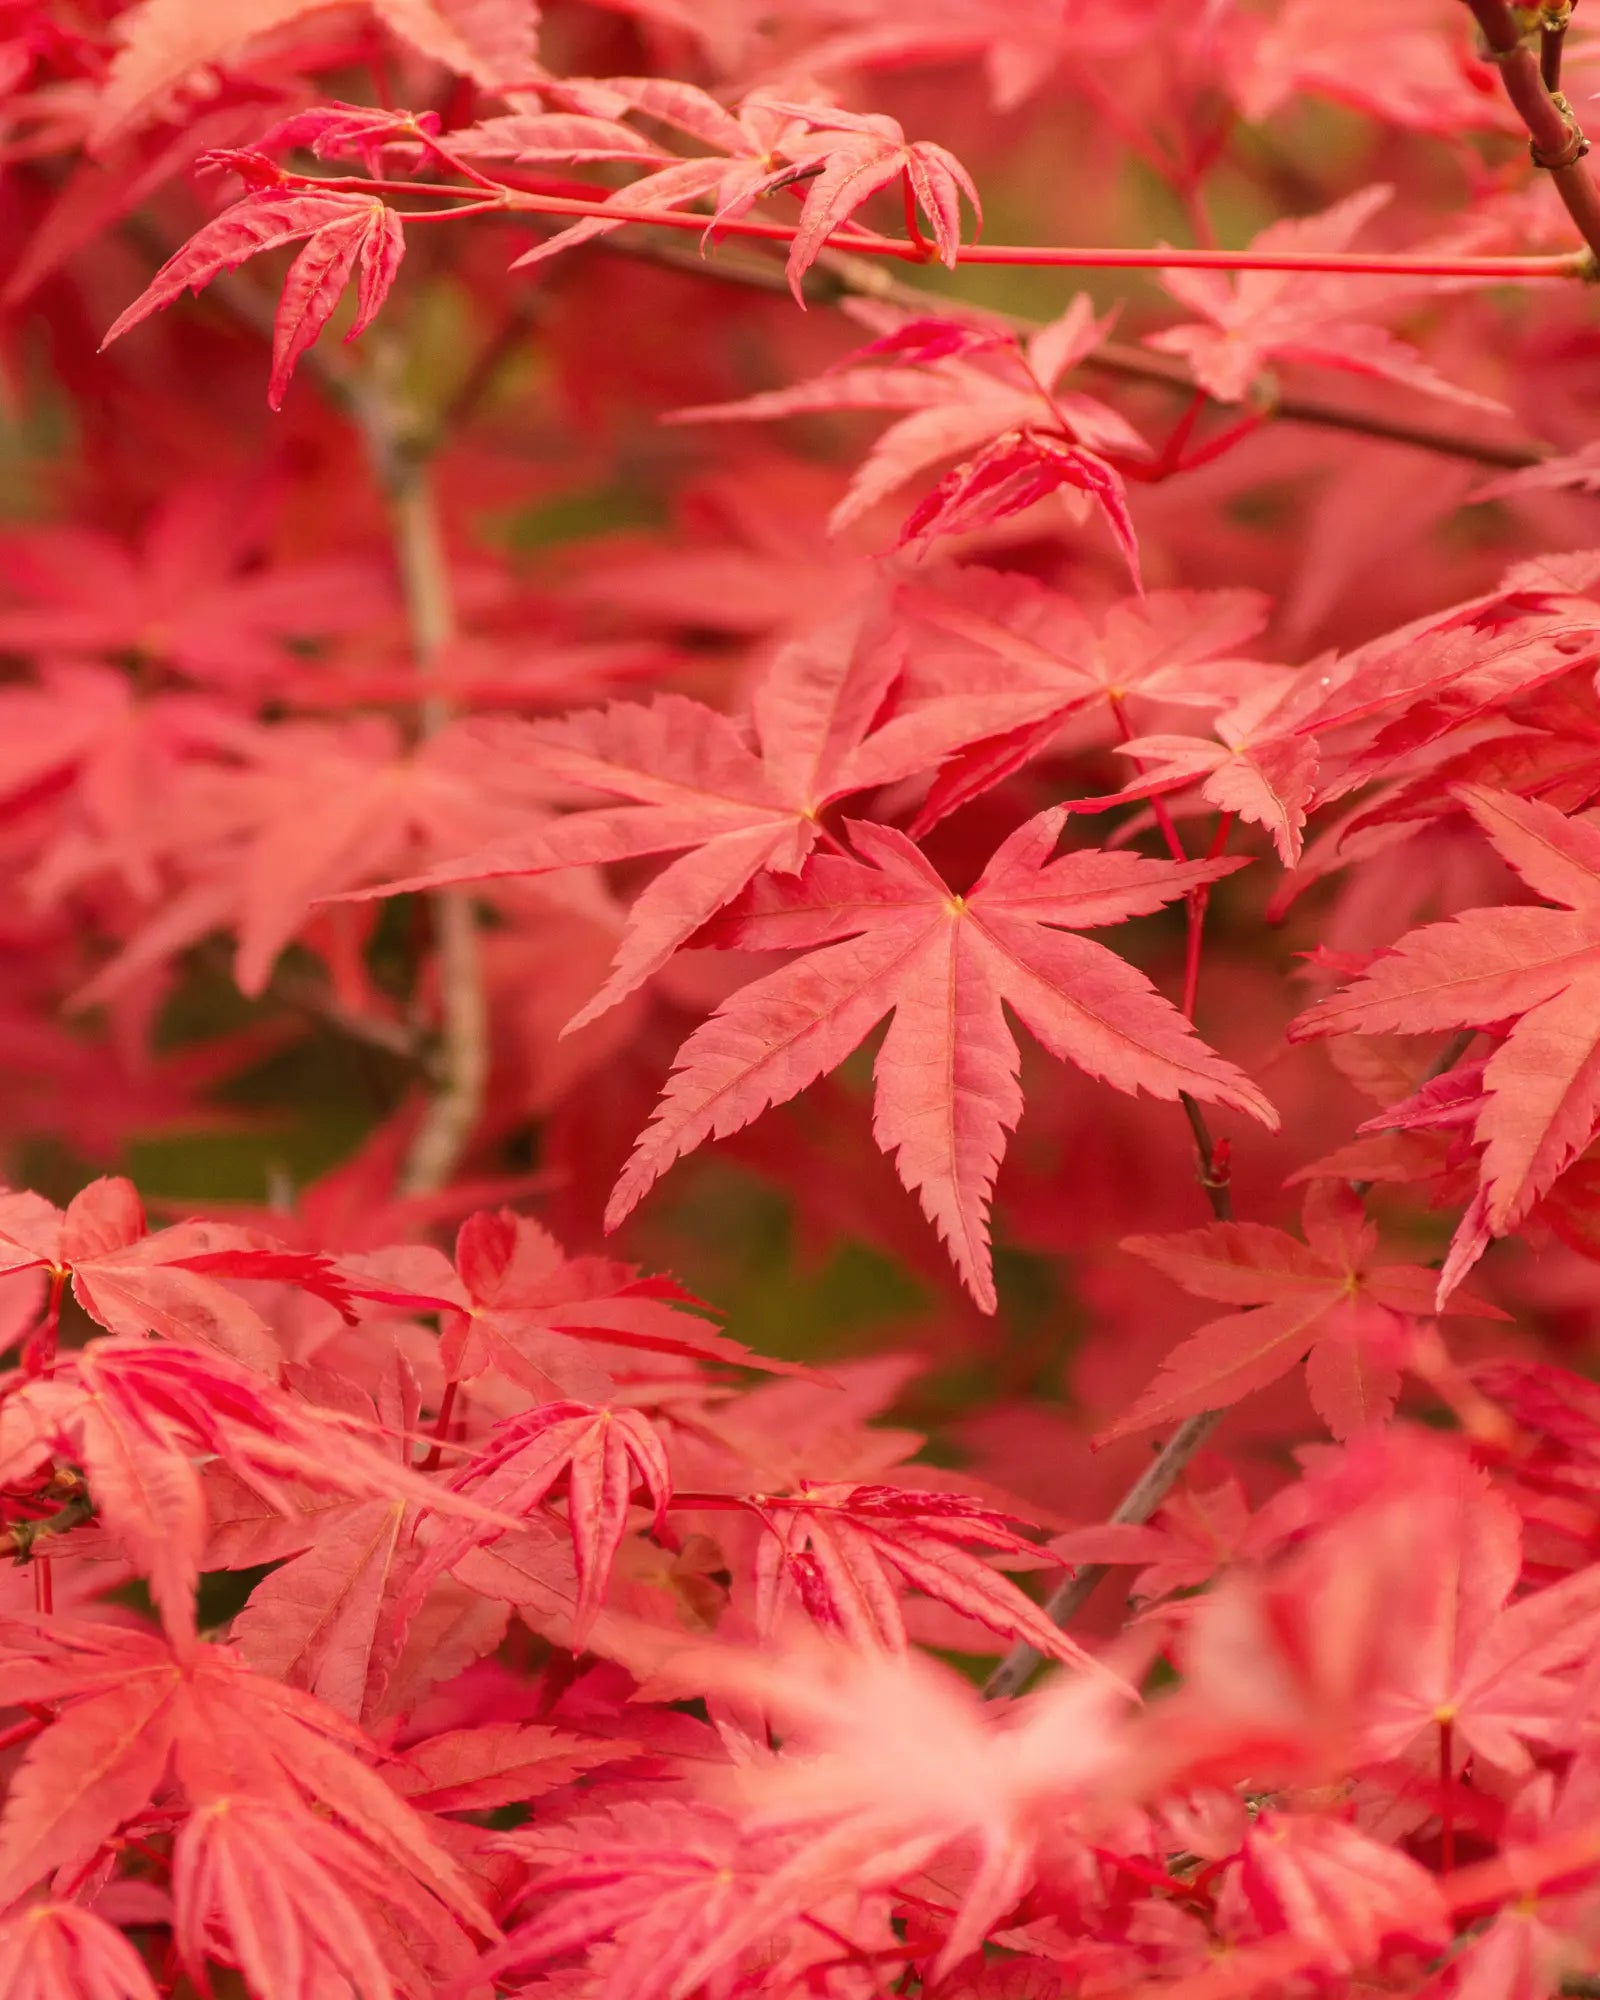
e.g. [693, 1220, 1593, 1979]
[270, 167, 1588, 279]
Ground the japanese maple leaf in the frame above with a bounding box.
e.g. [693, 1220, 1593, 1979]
[1099, 1181, 1496, 1444]
[691, 1641, 1137, 1979]
[1214, 1813, 1448, 1985]
[897, 427, 1141, 579]
[0, 484, 391, 691]
[72, 712, 572, 1003]
[391, 1720, 636, 1815]
[174, 1797, 478, 2000]
[95, 0, 539, 139]
[740, 1482, 1094, 1668]
[401, 1399, 671, 1643]
[0, 1336, 491, 1646]
[742, 100, 980, 300]
[1147, 185, 1508, 411]
[102, 188, 404, 405]
[673, 298, 1148, 538]
[791, 0, 1131, 111]
[609, 807, 1274, 1312]
[425, 1207, 804, 1398]
[0, 1618, 493, 1933]
[1350, 1451, 1600, 1774]
[1049, 1471, 1278, 1605]
[481, 1801, 815, 2000]
[0, 1176, 362, 1372]
[1095, 678, 1320, 865]
[1226, 0, 1513, 135]
[349, 615, 993, 1029]
[887, 568, 1274, 833]
[231, 1492, 417, 1721]
[0, 1901, 159, 2000]
[496, 82, 843, 275]
[1291, 787, 1600, 1290]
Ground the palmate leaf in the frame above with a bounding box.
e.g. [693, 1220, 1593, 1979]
[747, 1482, 1095, 1667]
[95, 0, 539, 140]
[610, 807, 1275, 1311]
[399, 1399, 672, 1644]
[102, 190, 405, 406]
[1147, 184, 1507, 412]
[1098, 1180, 1497, 1442]
[345, 615, 995, 1030]
[0, 1901, 161, 2000]
[1291, 786, 1600, 1295]
[0, 1619, 494, 1935]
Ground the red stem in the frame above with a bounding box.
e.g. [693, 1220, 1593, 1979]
[1439, 1718, 1457, 1872]
[267, 168, 1586, 279]
[0, 1714, 46, 1756]
[23, 1268, 66, 1378]
[420, 1378, 459, 1474]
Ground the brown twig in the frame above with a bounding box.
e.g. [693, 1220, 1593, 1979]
[4, 1489, 95, 1561]
[1466, 0, 1600, 263]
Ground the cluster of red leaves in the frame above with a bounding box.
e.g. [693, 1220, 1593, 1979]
[9, 2, 1600, 1998]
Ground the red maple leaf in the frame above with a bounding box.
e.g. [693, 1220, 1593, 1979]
[609, 808, 1274, 1311]
[888, 566, 1273, 835]
[348, 615, 992, 1029]
[741, 99, 980, 299]
[433, 1208, 805, 1397]
[0, 1900, 160, 2000]
[0, 1176, 361, 1371]
[102, 188, 404, 405]
[739, 1481, 1095, 1667]
[0, 484, 390, 691]
[1098, 1180, 1495, 1443]
[0, 1334, 489, 1646]
[1291, 786, 1600, 1296]
[897, 427, 1141, 578]
[0, 1618, 493, 1932]
[402, 1399, 672, 1643]
[95, 0, 538, 140]
[672, 298, 1147, 539]
[1146, 185, 1508, 411]
[481, 1801, 812, 2000]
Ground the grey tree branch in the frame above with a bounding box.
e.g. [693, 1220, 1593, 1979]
[352, 364, 491, 1199]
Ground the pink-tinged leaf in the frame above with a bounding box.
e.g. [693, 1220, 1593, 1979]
[1293, 789, 1600, 1258]
[402, 1400, 670, 1643]
[1224, 1813, 1449, 1972]
[750, 1485, 1094, 1666]
[393, 1722, 637, 1814]
[264, 198, 401, 405]
[609, 810, 1270, 1309]
[899, 430, 1141, 582]
[1103, 1187, 1479, 1442]
[102, 192, 380, 351]
[443, 1208, 808, 1388]
[1147, 184, 1506, 413]
[267, 214, 367, 411]
[171, 1797, 405, 2000]
[833, 317, 1015, 370]
[97, 0, 539, 140]
[0, 1674, 180, 1904]
[231, 1497, 409, 1719]
[0, 1902, 160, 2000]
[350, 203, 405, 338]
[1100, 1292, 1339, 1442]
